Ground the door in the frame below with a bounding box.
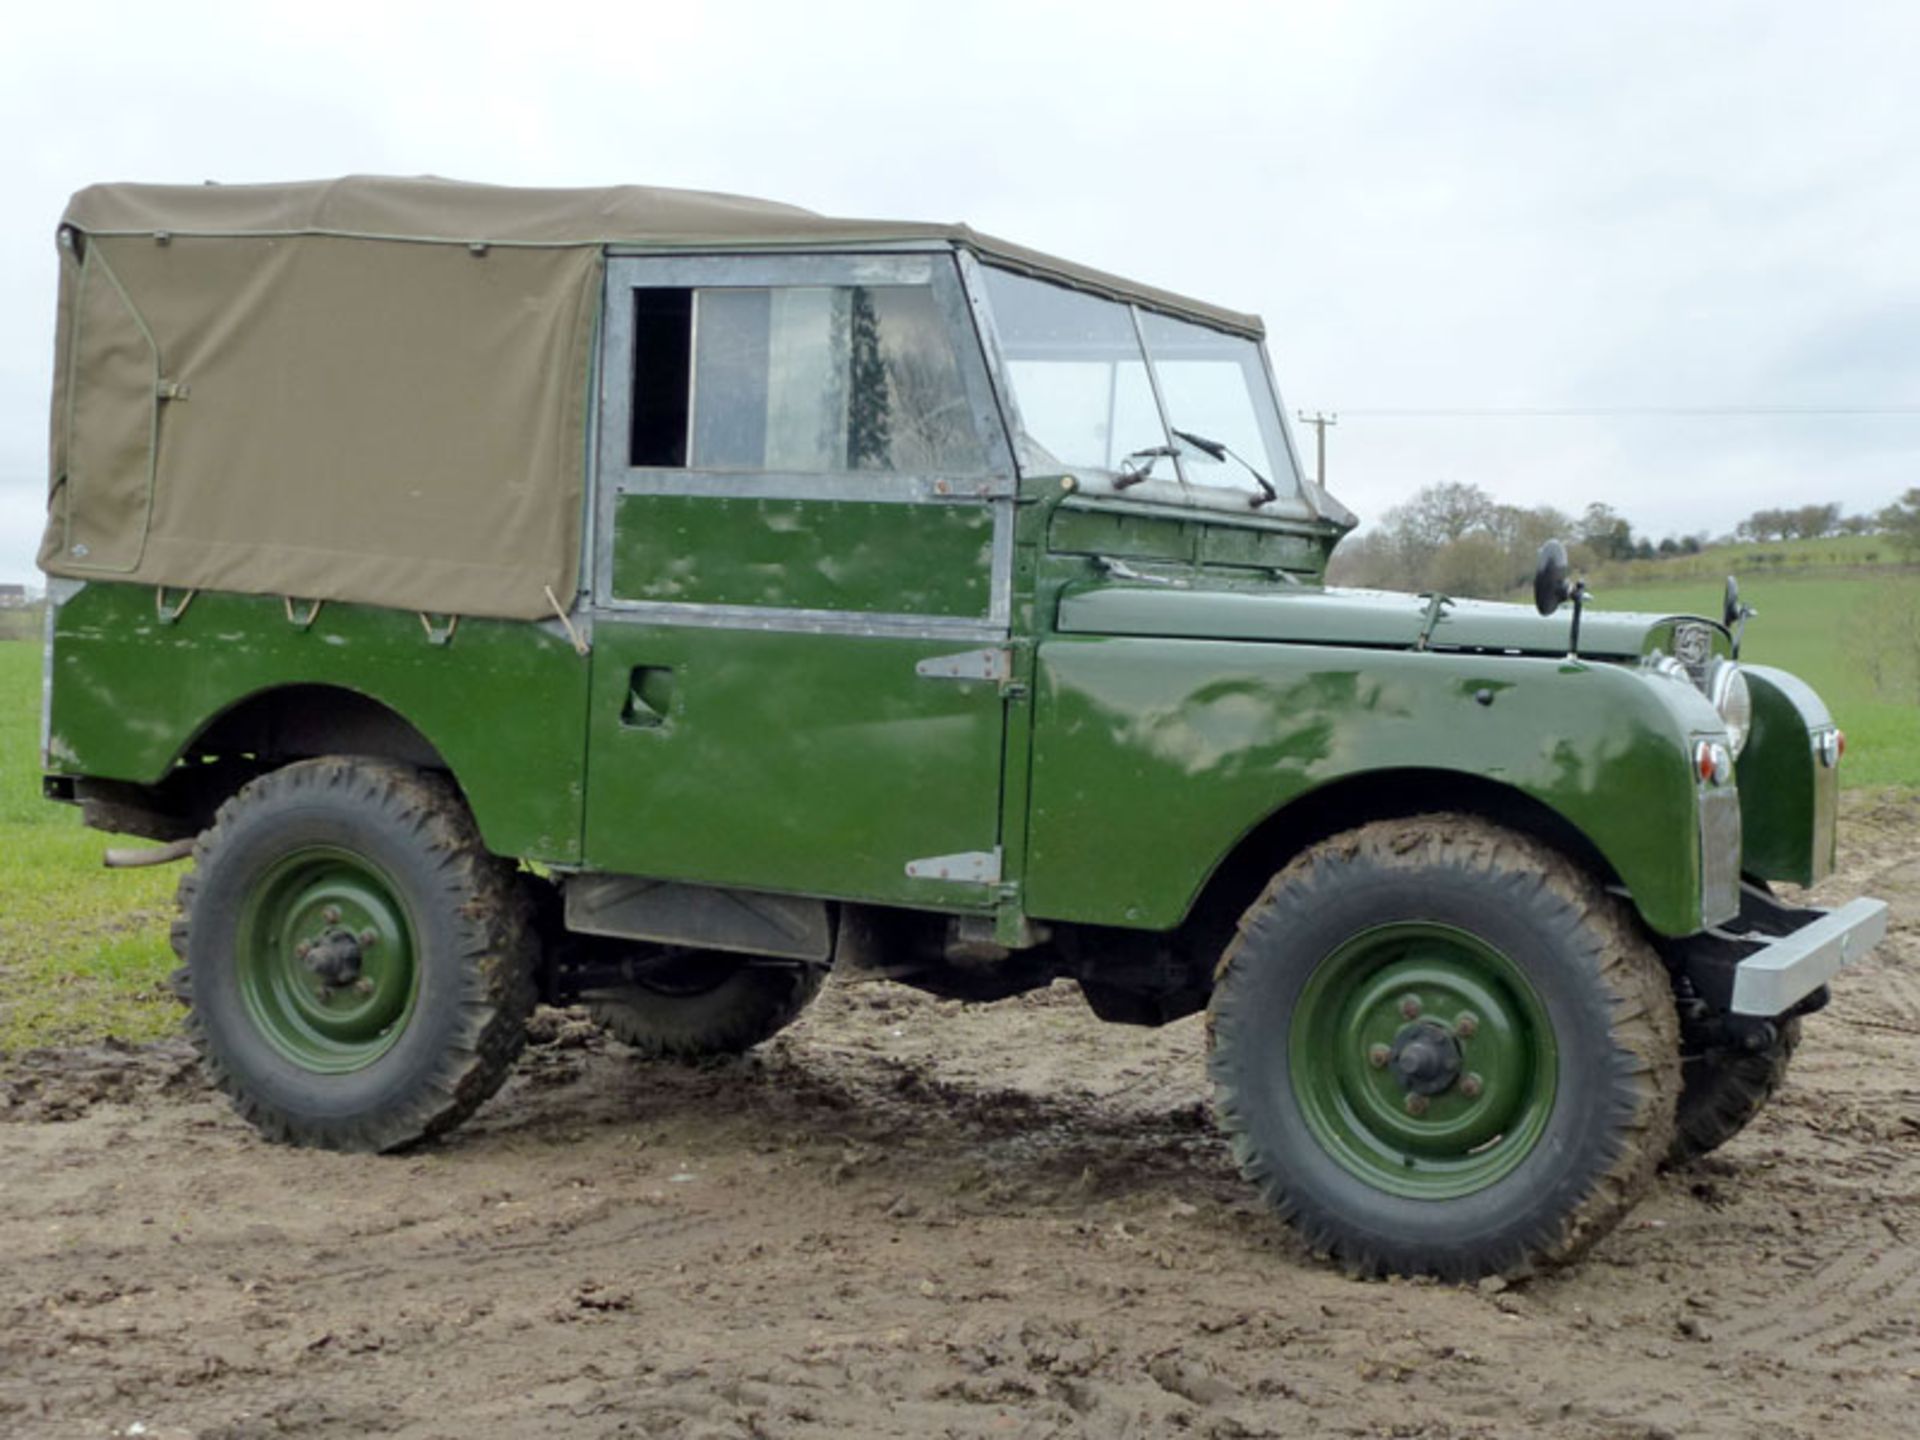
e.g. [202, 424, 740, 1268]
[582, 252, 1017, 907]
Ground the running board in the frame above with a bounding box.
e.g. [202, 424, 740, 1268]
[562, 873, 832, 962]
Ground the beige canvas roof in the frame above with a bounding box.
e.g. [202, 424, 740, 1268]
[41, 176, 1262, 622]
[63, 176, 1263, 334]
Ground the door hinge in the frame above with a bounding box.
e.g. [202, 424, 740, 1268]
[905, 846, 1002, 885]
[915, 647, 1012, 683]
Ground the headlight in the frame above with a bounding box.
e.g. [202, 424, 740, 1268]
[1647, 654, 1690, 686]
[1707, 659, 1752, 756]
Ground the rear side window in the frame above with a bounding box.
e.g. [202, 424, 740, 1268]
[629, 284, 988, 476]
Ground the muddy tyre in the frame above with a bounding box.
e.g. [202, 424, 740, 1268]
[1667, 1018, 1800, 1166]
[1208, 815, 1680, 1279]
[172, 758, 537, 1152]
[587, 953, 825, 1060]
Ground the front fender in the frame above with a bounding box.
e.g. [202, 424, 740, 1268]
[1736, 663, 1839, 887]
[1024, 635, 1722, 936]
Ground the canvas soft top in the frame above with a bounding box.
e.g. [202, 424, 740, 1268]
[40, 177, 1261, 622]
[63, 176, 1263, 335]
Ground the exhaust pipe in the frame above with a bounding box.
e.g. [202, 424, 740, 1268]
[103, 838, 195, 869]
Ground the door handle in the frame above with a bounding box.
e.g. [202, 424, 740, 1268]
[621, 666, 676, 728]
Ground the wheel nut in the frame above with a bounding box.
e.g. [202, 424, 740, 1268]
[1367, 1043, 1391, 1069]
[1460, 1073, 1484, 1099]
[313, 985, 330, 1002]
[295, 940, 311, 959]
[1405, 1093, 1430, 1117]
[1398, 994, 1422, 1020]
[354, 978, 375, 997]
[358, 928, 378, 948]
[322, 906, 341, 924]
[1455, 1011, 1479, 1038]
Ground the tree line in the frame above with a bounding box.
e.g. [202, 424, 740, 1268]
[1328, 482, 1907, 598]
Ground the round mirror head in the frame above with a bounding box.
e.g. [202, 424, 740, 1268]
[1723, 575, 1742, 630]
[1534, 540, 1573, 616]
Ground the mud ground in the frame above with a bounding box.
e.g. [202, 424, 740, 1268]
[3, 802, 1919, 1439]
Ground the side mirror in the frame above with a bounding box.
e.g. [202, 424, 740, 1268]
[1534, 539, 1591, 659]
[1534, 540, 1573, 616]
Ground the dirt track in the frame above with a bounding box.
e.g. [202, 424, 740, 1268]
[4, 803, 1919, 1439]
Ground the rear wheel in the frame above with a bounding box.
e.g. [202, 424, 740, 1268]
[586, 948, 825, 1059]
[173, 758, 537, 1152]
[1667, 1017, 1800, 1165]
[1208, 815, 1679, 1279]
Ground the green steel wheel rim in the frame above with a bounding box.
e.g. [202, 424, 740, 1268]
[1289, 922, 1558, 1200]
[235, 845, 421, 1074]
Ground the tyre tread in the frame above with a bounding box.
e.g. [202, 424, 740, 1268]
[588, 962, 825, 1060]
[173, 758, 537, 1152]
[1208, 813, 1680, 1278]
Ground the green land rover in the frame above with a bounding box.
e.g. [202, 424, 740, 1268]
[37, 177, 1886, 1278]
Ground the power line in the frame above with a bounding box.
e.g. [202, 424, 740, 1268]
[1329, 406, 1920, 418]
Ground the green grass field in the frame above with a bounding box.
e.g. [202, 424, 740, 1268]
[1589, 533, 1898, 587]
[0, 641, 180, 1052]
[1592, 566, 1918, 790]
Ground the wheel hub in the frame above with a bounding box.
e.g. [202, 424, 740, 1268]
[1290, 921, 1559, 1200]
[298, 927, 367, 987]
[1388, 1020, 1462, 1096]
[236, 847, 419, 1073]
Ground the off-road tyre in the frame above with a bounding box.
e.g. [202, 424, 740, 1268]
[587, 954, 825, 1060]
[1666, 1017, 1800, 1166]
[1208, 814, 1680, 1280]
[172, 758, 538, 1152]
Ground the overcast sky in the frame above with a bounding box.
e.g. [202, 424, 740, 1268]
[4, 1, 1916, 585]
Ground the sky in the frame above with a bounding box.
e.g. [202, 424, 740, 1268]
[3, 0, 1917, 585]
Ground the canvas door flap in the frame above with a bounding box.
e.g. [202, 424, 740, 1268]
[56, 246, 158, 573]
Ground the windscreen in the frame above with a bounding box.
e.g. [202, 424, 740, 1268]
[979, 266, 1301, 504]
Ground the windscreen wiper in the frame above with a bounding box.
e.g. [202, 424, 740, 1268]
[1171, 428, 1279, 508]
[1112, 444, 1180, 490]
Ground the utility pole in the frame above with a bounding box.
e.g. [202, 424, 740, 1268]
[1296, 411, 1337, 489]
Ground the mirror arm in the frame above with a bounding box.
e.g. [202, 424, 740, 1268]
[1567, 581, 1590, 660]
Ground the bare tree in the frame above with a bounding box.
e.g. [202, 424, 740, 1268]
[1878, 488, 1920, 562]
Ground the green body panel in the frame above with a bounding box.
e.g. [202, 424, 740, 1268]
[1048, 499, 1324, 576]
[37, 238, 1851, 988]
[610, 493, 994, 617]
[1023, 629, 1720, 936]
[1057, 583, 1701, 659]
[1737, 664, 1838, 887]
[583, 620, 1004, 909]
[46, 583, 590, 861]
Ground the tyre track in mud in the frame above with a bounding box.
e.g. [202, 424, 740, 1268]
[3, 798, 1920, 1439]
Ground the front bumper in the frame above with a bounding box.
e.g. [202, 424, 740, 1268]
[1729, 896, 1888, 1015]
[1671, 884, 1890, 1020]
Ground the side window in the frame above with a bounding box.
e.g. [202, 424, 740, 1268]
[629, 284, 988, 476]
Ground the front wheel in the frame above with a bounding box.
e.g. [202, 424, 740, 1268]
[1208, 815, 1679, 1279]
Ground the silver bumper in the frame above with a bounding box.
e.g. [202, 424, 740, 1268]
[1729, 897, 1890, 1016]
